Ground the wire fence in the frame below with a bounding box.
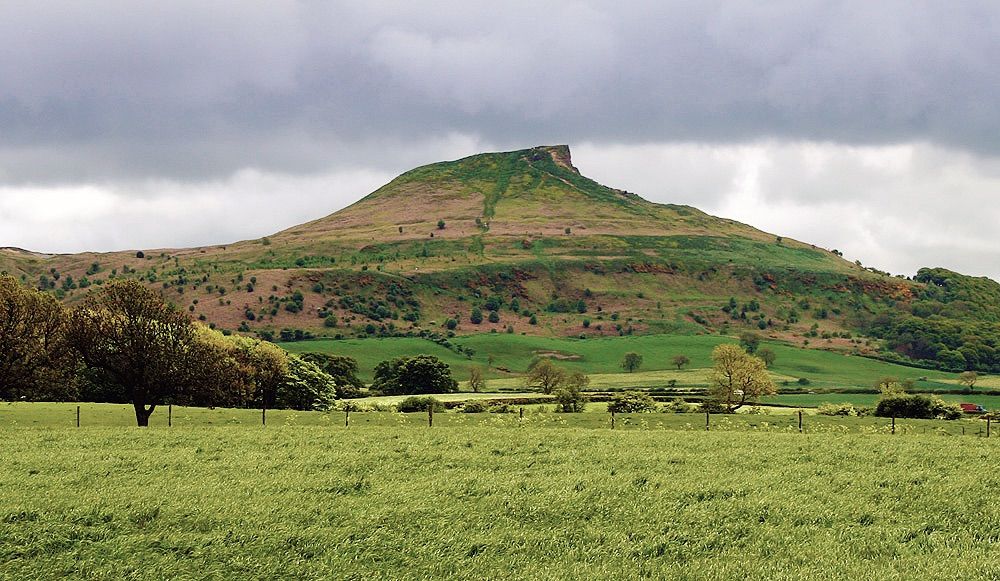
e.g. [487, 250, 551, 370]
[0, 402, 995, 438]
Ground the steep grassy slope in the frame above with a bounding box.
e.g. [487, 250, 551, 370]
[2, 145, 996, 371]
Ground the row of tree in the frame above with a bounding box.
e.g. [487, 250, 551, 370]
[0, 276, 360, 426]
[522, 343, 776, 413]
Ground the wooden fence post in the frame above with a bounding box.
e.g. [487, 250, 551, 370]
[345, 408, 350, 427]
[610, 410, 616, 430]
[168, 404, 172, 428]
[519, 407, 524, 421]
[798, 410, 803, 433]
[262, 405, 266, 427]
[705, 412, 710, 431]
[428, 406, 433, 428]
[988, 417, 992, 438]
[76, 405, 80, 428]
[891, 416, 895, 435]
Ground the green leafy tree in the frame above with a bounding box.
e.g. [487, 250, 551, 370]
[276, 355, 337, 411]
[708, 344, 775, 413]
[554, 372, 588, 413]
[739, 332, 761, 354]
[372, 355, 458, 395]
[671, 354, 690, 370]
[621, 352, 643, 373]
[525, 359, 565, 394]
[470, 307, 483, 325]
[301, 353, 365, 398]
[758, 348, 776, 368]
[67, 280, 201, 426]
[0, 275, 78, 401]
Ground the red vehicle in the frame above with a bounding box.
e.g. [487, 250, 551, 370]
[960, 403, 987, 414]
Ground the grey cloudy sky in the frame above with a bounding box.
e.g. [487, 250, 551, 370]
[2, 1, 1000, 280]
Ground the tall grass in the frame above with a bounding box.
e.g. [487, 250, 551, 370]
[2, 424, 999, 579]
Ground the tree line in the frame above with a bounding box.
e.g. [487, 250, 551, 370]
[0, 276, 364, 426]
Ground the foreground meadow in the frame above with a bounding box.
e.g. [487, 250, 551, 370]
[3, 423, 1000, 580]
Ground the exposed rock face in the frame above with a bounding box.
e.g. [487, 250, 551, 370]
[539, 145, 578, 174]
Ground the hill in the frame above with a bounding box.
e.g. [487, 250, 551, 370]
[2, 145, 999, 373]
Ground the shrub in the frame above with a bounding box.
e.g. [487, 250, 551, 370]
[660, 397, 698, 413]
[553, 385, 587, 413]
[461, 401, 489, 413]
[699, 400, 728, 413]
[875, 393, 962, 420]
[470, 308, 483, 325]
[817, 402, 859, 416]
[396, 396, 445, 413]
[608, 391, 657, 413]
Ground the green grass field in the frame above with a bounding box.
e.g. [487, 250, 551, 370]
[282, 333, 961, 390]
[3, 418, 1000, 579]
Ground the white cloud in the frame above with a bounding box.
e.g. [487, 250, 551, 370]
[574, 141, 1000, 281]
[0, 168, 391, 253]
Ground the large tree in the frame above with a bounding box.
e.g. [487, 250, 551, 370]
[525, 359, 565, 394]
[67, 280, 199, 426]
[275, 354, 337, 411]
[0, 275, 77, 401]
[708, 344, 775, 413]
[301, 352, 364, 398]
[181, 329, 288, 409]
[372, 355, 458, 395]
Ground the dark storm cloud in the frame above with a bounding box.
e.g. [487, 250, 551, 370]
[3, 1, 1000, 183]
